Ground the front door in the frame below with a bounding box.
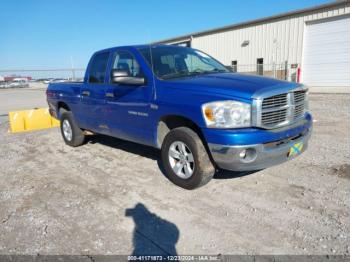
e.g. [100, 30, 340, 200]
[104, 50, 153, 145]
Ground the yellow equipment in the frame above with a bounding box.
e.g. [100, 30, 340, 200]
[8, 108, 60, 133]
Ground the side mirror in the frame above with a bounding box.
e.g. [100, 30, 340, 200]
[111, 69, 145, 86]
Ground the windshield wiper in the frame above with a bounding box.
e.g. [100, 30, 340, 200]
[203, 68, 228, 74]
[161, 70, 203, 79]
[161, 70, 191, 79]
[161, 68, 228, 79]
[191, 68, 228, 75]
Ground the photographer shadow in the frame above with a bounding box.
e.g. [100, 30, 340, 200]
[126, 203, 179, 257]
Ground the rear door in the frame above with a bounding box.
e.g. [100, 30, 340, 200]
[79, 51, 110, 132]
[103, 50, 153, 145]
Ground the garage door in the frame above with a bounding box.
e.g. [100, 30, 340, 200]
[302, 15, 350, 87]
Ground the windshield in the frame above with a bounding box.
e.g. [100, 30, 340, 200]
[139, 46, 229, 79]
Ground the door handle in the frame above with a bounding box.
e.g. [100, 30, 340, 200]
[105, 92, 114, 98]
[81, 90, 90, 96]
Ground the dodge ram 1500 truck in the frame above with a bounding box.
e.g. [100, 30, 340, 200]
[47, 45, 312, 189]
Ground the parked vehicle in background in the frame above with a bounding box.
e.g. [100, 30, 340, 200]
[8, 78, 29, 88]
[37, 78, 56, 84]
[47, 45, 312, 189]
[51, 78, 68, 83]
[0, 76, 6, 89]
[0, 83, 8, 89]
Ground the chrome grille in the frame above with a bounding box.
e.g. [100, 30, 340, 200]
[294, 104, 305, 119]
[294, 90, 306, 104]
[262, 109, 288, 125]
[256, 89, 308, 129]
[262, 93, 287, 109]
[293, 90, 307, 121]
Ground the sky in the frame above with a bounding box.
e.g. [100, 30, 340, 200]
[0, 0, 332, 72]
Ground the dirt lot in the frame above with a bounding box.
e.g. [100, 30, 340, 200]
[0, 93, 349, 255]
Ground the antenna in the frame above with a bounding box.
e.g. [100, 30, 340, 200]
[147, 30, 157, 101]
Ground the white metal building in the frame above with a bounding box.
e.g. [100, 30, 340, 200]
[157, 1, 350, 88]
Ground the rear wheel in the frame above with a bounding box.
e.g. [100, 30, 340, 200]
[161, 127, 215, 189]
[60, 111, 85, 147]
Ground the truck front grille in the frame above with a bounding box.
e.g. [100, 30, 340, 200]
[261, 109, 288, 125]
[294, 90, 306, 104]
[262, 93, 288, 109]
[294, 104, 305, 119]
[256, 89, 308, 129]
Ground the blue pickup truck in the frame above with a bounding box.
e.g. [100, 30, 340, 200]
[47, 44, 312, 189]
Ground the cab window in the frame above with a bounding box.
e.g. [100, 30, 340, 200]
[88, 52, 110, 83]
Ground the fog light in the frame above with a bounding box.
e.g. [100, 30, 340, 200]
[238, 148, 257, 163]
[239, 149, 247, 159]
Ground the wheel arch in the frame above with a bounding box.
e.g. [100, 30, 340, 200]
[156, 115, 205, 149]
[57, 101, 71, 117]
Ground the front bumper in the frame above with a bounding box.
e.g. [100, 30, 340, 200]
[208, 120, 312, 171]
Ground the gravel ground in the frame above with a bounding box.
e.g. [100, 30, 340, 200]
[0, 93, 349, 255]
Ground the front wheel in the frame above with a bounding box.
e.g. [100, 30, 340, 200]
[161, 127, 215, 189]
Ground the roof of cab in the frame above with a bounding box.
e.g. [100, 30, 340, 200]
[93, 44, 185, 54]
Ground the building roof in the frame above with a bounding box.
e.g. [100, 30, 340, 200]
[155, 0, 350, 44]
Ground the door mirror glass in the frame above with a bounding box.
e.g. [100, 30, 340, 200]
[111, 69, 145, 85]
[111, 50, 146, 86]
[111, 69, 128, 78]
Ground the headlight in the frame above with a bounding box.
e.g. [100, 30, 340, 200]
[202, 100, 251, 128]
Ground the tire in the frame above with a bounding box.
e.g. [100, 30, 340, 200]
[60, 111, 85, 147]
[161, 127, 215, 189]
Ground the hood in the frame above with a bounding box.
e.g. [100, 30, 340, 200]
[161, 73, 300, 100]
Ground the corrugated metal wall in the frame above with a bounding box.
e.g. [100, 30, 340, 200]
[190, 4, 350, 68]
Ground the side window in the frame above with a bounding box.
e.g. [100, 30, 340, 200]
[88, 52, 110, 83]
[112, 51, 143, 77]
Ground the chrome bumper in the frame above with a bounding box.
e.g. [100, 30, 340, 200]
[208, 128, 312, 171]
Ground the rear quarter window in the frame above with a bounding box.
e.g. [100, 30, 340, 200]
[88, 52, 110, 83]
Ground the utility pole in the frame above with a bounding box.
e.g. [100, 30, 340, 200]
[70, 56, 75, 81]
[273, 38, 278, 79]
